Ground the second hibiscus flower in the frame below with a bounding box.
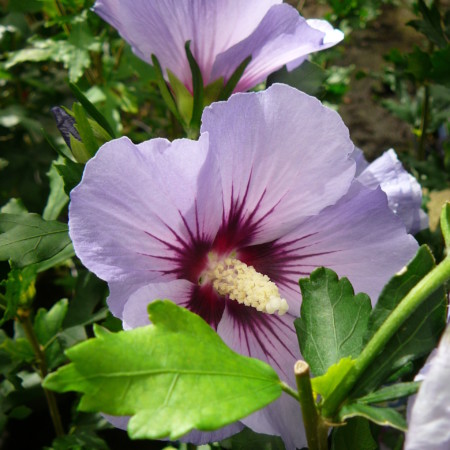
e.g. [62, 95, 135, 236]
[93, 0, 343, 94]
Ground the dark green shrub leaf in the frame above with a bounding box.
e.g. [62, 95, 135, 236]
[295, 268, 372, 376]
[338, 403, 407, 431]
[331, 417, 377, 450]
[0, 213, 71, 267]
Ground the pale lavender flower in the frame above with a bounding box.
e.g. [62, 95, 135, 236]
[69, 84, 418, 449]
[405, 323, 450, 450]
[351, 148, 428, 234]
[93, 0, 343, 93]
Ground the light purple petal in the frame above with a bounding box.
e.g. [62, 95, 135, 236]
[201, 84, 356, 245]
[356, 149, 428, 234]
[262, 182, 418, 307]
[350, 147, 369, 175]
[217, 305, 305, 449]
[122, 280, 194, 329]
[405, 324, 450, 450]
[93, 0, 280, 88]
[213, 5, 343, 92]
[69, 134, 223, 316]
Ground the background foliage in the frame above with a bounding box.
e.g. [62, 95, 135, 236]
[0, 0, 449, 449]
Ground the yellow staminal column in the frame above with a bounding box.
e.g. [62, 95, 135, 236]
[206, 257, 289, 316]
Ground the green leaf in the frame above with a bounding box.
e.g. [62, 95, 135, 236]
[32, 243, 74, 273]
[356, 382, 420, 405]
[406, 47, 432, 82]
[338, 403, 407, 431]
[44, 301, 282, 440]
[0, 266, 37, 322]
[70, 135, 91, 164]
[311, 357, 355, 400]
[50, 431, 109, 450]
[408, 0, 447, 49]
[151, 54, 184, 126]
[295, 268, 372, 376]
[0, 199, 27, 215]
[441, 202, 450, 249]
[34, 299, 68, 346]
[185, 41, 204, 132]
[167, 69, 194, 124]
[34, 299, 69, 369]
[43, 158, 69, 221]
[73, 103, 98, 160]
[353, 246, 446, 395]
[0, 213, 71, 267]
[0, 338, 34, 364]
[331, 417, 377, 450]
[430, 45, 450, 87]
[54, 158, 84, 196]
[63, 271, 108, 329]
[221, 427, 285, 450]
[218, 56, 252, 101]
[68, 83, 115, 139]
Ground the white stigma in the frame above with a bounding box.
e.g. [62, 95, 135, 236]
[205, 257, 289, 316]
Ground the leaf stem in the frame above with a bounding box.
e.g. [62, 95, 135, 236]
[294, 361, 328, 450]
[418, 83, 430, 161]
[17, 308, 65, 437]
[322, 255, 450, 417]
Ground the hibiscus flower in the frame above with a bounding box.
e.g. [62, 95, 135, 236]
[93, 0, 343, 94]
[69, 84, 418, 449]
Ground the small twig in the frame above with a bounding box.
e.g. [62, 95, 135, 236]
[17, 308, 65, 437]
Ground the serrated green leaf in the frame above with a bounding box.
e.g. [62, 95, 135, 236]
[331, 417, 377, 450]
[43, 158, 69, 221]
[311, 357, 355, 400]
[353, 246, 446, 395]
[295, 268, 372, 376]
[356, 382, 420, 405]
[408, 0, 447, 48]
[44, 301, 282, 440]
[338, 403, 407, 431]
[0, 213, 71, 267]
[441, 202, 450, 249]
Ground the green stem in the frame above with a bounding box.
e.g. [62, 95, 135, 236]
[322, 256, 450, 418]
[18, 309, 65, 437]
[418, 83, 430, 161]
[294, 361, 328, 450]
[280, 381, 300, 401]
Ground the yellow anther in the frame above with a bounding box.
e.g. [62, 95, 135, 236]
[206, 257, 289, 316]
